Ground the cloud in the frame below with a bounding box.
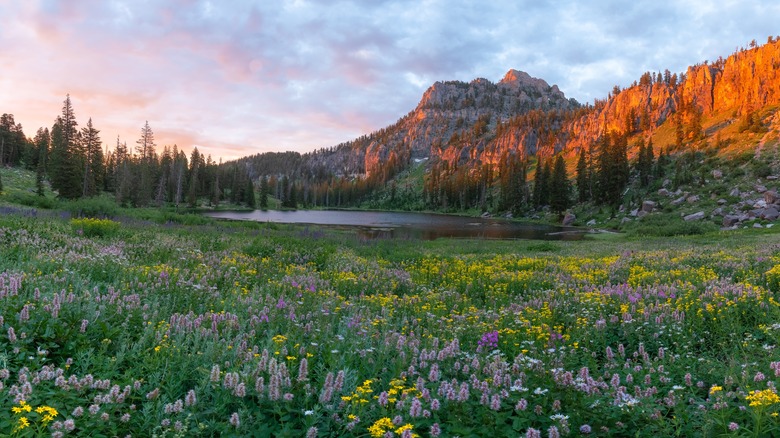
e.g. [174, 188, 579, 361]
[1, 0, 778, 159]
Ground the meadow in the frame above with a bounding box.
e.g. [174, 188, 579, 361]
[1, 209, 780, 437]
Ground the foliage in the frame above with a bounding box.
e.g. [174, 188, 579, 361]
[69, 217, 121, 237]
[1, 210, 780, 436]
[62, 196, 119, 218]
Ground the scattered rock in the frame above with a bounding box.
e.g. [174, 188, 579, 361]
[769, 223, 775, 228]
[754, 200, 768, 209]
[730, 188, 741, 197]
[637, 210, 648, 219]
[768, 176, 778, 181]
[761, 207, 780, 221]
[586, 219, 597, 226]
[710, 207, 724, 217]
[658, 188, 671, 197]
[686, 195, 700, 203]
[481, 212, 491, 218]
[717, 199, 728, 205]
[753, 223, 764, 228]
[671, 196, 687, 206]
[663, 179, 671, 188]
[562, 212, 576, 226]
[723, 215, 741, 227]
[712, 169, 723, 179]
[621, 217, 633, 225]
[755, 184, 768, 193]
[630, 209, 638, 217]
[684, 211, 706, 221]
[641, 200, 657, 213]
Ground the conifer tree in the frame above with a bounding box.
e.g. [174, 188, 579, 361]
[136, 121, 156, 205]
[549, 154, 570, 213]
[244, 177, 256, 208]
[80, 118, 103, 197]
[49, 96, 83, 199]
[576, 147, 590, 202]
[532, 157, 550, 208]
[259, 176, 269, 209]
[187, 147, 201, 207]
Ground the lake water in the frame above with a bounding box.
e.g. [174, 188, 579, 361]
[205, 210, 585, 241]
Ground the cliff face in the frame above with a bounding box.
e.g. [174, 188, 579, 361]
[302, 38, 780, 180]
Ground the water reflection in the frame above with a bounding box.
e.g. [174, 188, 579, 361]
[205, 210, 585, 241]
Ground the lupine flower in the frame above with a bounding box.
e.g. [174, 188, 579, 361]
[229, 412, 240, 428]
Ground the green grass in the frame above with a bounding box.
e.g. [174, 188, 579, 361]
[2, 201, 780, 436]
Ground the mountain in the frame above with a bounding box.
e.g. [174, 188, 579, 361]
[236, 37, 780, 214]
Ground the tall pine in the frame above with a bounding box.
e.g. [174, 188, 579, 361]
[49, 95, 82, 199]
[549, 154, 570, 214]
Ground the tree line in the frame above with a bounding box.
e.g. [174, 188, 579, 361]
[1, 96, 258, 209]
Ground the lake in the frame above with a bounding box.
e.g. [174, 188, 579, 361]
[204, 210, 586, 240]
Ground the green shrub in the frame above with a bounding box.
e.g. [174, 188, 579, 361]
[64, 197, 119, 218]
[5, 191, 58, 209]
[70, 217, 120, 237]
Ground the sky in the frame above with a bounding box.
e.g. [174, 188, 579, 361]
[1, 0, 779, 161]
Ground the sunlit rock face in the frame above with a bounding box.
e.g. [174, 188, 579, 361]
[304, 39, 780, 178]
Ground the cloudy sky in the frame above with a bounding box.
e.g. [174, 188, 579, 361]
[1, 0, 778, 160]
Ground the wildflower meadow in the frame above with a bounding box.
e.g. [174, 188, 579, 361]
[1, 210, 780, 436]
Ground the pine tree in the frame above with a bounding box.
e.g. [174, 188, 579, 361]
[136, 121, 156, 205]
[49, 96, 83, 199]
[244, 177, 256, 208]
[50, 95, 84, 199]
[549, 155, 570, 213]
[576, 147, 590, 202]
[80, 118, 102, 197]
[596, 132, 629, 206]
[187, 147, 201, 208]
[636, 138, 655, 187]
[259, 176, 269, 209]
[532, 157, 550, 208]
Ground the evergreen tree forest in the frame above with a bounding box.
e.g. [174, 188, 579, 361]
[0, 96, 658, 219]
[0, 96, 257, 209]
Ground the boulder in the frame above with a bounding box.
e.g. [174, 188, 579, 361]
[637, 210, 648, 219]
[717, 198, 728, 205]
[683, 211, 706, 221]
[671, 196, 687, 206]
[658, 188, 671, 197]
[754, 200, 768, 209]
[562, 212, 576, 226]
[761, 207, 780, 221]
[765, 190, 779, 205]
[712, 169, 723, 179]
[630, 208, 638, 217]
[730, 188, 741, 197]
[768, 176, 778, 181]
[710, 207, 724, 217]
[641, 200, 657, 213]
[586, 219, 597, 226]
[687, 195, 700, 203]
[753, 223, 764, 228]
[755, 184, 768, 193]
[722, 215, 741, 227]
